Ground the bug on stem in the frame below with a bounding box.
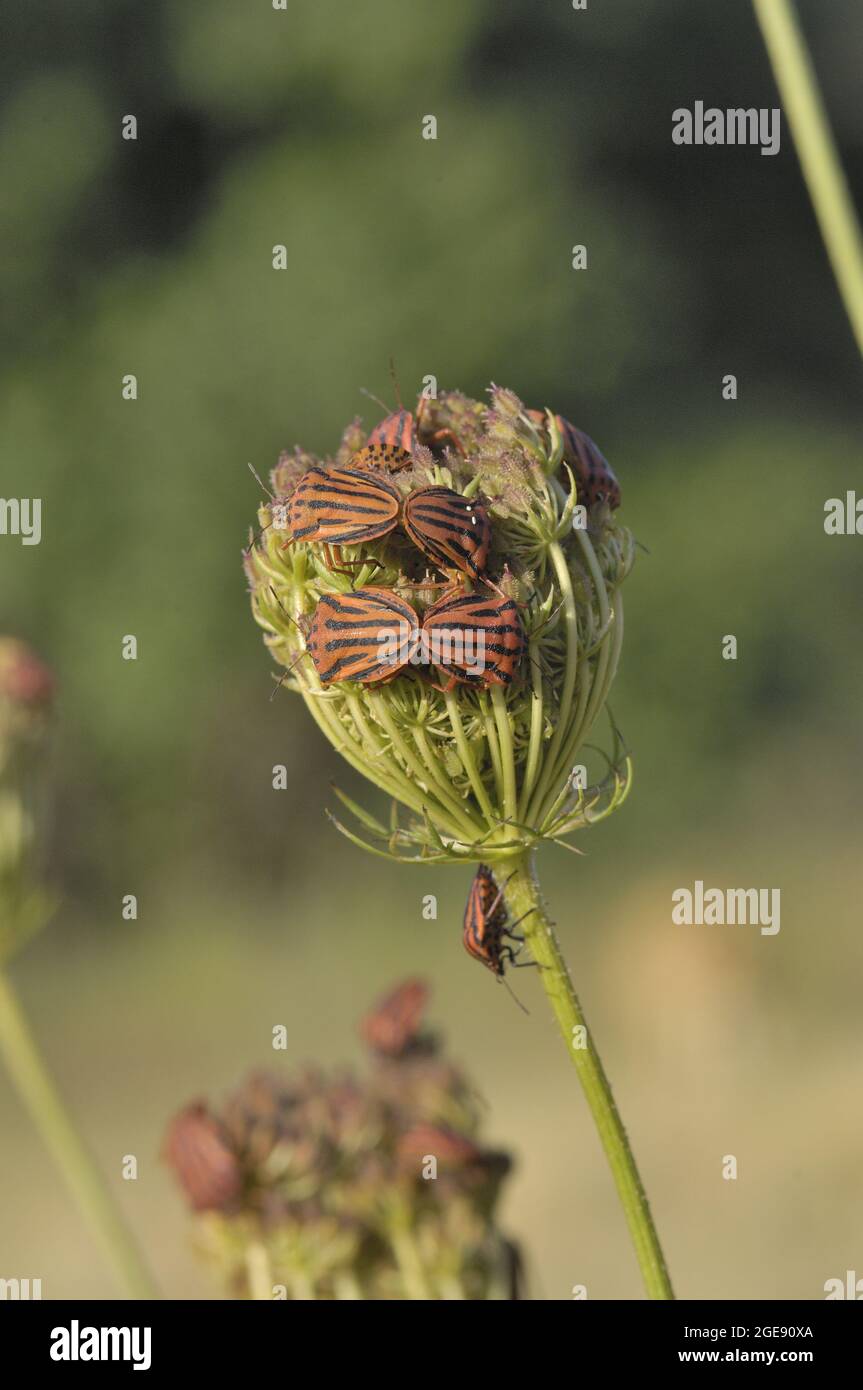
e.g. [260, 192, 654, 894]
[462, 864, 536, 976]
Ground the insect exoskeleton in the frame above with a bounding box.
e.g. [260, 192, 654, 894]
[361, 978, 429, 1057]
[354, 400, 466, 472]
[420, 586, 524, 691]
[402, 486, 493, 585]
[351, 408, 416, 474]
[462, 864, 534, 976]
[284, 465, 401, 571]
[305, 586, 421, 686]
[162, 1104, 242, 1213]
[527, 409, 621, 510]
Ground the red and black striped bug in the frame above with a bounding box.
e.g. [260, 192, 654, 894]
[421, 587, 524, 690]
[527, 409, 621, 509]
[361, 978, 429, 1058]
[284, 465, 401, 571]
[305, 586, 421, 686]
[354, 391, 466, 474]
[162, 1103, 243, 1214]
[463, 864, 536, 977]
[403, 487, 493, 586]
[352, 407, 416, 474]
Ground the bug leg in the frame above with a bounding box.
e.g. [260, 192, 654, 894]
[321, 545, 382, 579]
[505, 908, 537, 937]
[425, 427, 466, 458]
[426, 672, 458, 695]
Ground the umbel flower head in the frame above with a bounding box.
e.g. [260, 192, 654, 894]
[0, 638, 56, 962]
[244, 387, 634, 865]
[164, 980, 521, 1300]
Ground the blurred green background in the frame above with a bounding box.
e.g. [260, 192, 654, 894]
[1, 0, 862, 1299]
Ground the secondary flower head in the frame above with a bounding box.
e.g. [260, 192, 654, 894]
[164, 980, 520, 1300]
[245, 386, 633, 864]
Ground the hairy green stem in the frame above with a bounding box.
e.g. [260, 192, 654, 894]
[0, 968, 158, 1299]
[502, 855, 674, 1300]
[753, 0, 863, 357]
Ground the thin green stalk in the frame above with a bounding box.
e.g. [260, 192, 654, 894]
[502, 854, 674, 1300]
[479, 695, 505, 807]
[443, 690, 495, 822]
[245, 1239, 274, 1300]
[517, 638, 545, 821]
[374, 701, 478, 839]
[0, 968, 158, 1299]
[753, 0, 863, 357]
[389, 1217, 432, 1300]
[490, 685, 518, 826]
[411, 725, 481, 841]
[525, 540, 578, 824]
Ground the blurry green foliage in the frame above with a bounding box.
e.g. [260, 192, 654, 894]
[1, 0, 862, 1302]
[0, 0, 859, 898]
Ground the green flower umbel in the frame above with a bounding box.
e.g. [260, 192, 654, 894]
[245, 386, 633, 865]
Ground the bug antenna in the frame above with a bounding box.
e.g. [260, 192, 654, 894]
[388, 357, 403, 409]
[268, 585, 302, 631]
[359, 386, 391, 415]
[500, 975, 530, 1016]
[248, 462, 275, 500]
[244, 519, 274, 557]
[269, 647, 310, 700]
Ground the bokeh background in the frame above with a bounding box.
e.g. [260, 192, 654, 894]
[1, 0, 862, 1299]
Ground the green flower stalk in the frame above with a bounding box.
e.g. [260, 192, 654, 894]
[245, 386, 673, 1298]
[0, 639, 157, 1299]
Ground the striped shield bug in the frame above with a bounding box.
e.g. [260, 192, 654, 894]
[367, 406, 416, 453]
[528, 409, 621, 509]
[162, 1104, 242, 1213]
[403, 487, 492, 584]
[421, 587, 524, 690]
[352, 407, 416, 473]
[306, 586, 421, 686]
[397, 1123, 485, 1169]
[357, 375, 466, 469]
[463, 865, 536, 977]
[361, 978, 429, 1057]
[284, 465, 401, 571]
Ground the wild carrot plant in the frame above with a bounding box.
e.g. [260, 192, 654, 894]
[245, 386, 673, 1298]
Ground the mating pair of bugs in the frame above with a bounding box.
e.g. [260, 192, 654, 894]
[282, 391, 491, 582]
[284, 463, 494, 589]
[302, 584, 523, 690]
